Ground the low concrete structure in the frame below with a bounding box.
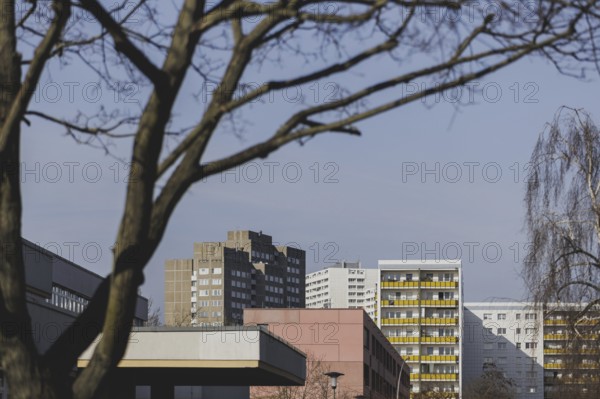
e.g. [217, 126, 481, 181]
[244, 308, 410, 399]
[78, 326, 307, 399]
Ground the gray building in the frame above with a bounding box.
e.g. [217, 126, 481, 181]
[0, 239, 149, 399]
[164, 230, 305, 326]
[463, 302, 545, 399]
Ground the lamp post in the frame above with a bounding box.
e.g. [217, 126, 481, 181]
[396, 360, 407, 399]
[324, 371, 344, 399]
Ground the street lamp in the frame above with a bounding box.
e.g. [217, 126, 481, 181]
[324, 371, 344, 399]
[396, 360, 407, 399]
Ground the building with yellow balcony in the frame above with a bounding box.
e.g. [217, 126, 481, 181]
[377, 260, 462, 399]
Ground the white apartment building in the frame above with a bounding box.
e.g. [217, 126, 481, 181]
[378, 260, 463, 398]
[463, 302, 545, 399]
[305, 261, 378, 312]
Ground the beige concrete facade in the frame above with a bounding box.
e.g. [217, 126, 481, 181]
[244, 308, 410, 399]
[165, 230, 305, 326]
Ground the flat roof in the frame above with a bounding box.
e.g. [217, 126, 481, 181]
[78, 326, 306, 386]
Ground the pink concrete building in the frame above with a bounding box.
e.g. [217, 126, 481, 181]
[245, 308, 410, 399]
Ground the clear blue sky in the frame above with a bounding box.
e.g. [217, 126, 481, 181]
[19, 8, 600, 307]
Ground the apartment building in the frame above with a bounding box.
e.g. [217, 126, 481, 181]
[1, 239, 148, 399]
[305, 261, 378, 314]
[542, 303, 599, 398]
[463, 302, 600, 399]
[245, 308, 411, 399]
[164, 230, 305, 326]
[378, 260, 463, 398]
[463, 302, 545, 398]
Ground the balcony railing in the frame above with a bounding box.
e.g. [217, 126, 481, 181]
[410, 373, 459, 381]
[545, 363, 600, 369]
[387, 336, 458, 344]
[544, 319, 598, 326]
[404, 355, 458, 363]
[544, 348, 600, 355]
[544, 333, 600, 341]
[380, 281, 458, 289]
[381, 317, 457, 326]
[381, 299, 458, 307]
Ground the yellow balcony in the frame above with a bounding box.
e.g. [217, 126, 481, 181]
[381, 299, 419, 307]
[387, 336, 458, 344]
[544, 319, 597, 326]
[381, 317, 457, 326]
[544, 348, 600, 355]
[381, 318, 419, 325]
[381, 299, 458, 307]
[420, 300, 458, 307]
[421, 317, 458, 326]
[420, 281, 458, 289]
[544, 333, 600, 340]
[419, 355, 459, 363]
[411, 373, 459, 381]
[380, 281, 458, 289]
[545, 363, 600, 370]
[381, 281, 419, 288]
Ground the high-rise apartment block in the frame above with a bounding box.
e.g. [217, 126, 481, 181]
[305, 261, 378, 312]
[463, 302, 545, 399]
[164, 230, 305, 326]
[463, 302, 600, 399]
[377, 260, 463, 398]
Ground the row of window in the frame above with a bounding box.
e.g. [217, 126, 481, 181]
[195, 289, 222, 297]
[196, 300, 221, 307]
[231, 280, 247, 289]
[231, 270, 250, 278]
[483, 312, 537, 320]
[193, 279, 222, 286]
[483, 342, 537, 350]
[265, 275, 283, 284]
[196, 267, 222, 275]
[266, 285, 283, 294]
[193, 311, 222, 318]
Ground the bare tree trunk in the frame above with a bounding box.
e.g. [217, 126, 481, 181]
[0, 1, 59, 398]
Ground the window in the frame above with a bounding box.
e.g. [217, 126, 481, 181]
[497, 328, 507, 334]
[525, 328, 536, 335]
[199, 268, 209, 275]
[212, 279, 222, 285]
[516, 313, 521, 319]
[212, 289, 222, 296]
[497, 313, 506, 320]
[527, 386, 536, 393]
[364, 328, 370, 349]
[484, 343, 494, 350]
[212, 267, 222, 274]
[526, 342, 538, 349]
[406, 273, 413, 281]
[516, 328, 521, 334]
[483, 357, 493, 364]
[483, 313, 492, 320]
[198, 290, 209, 297]
[525, 313, 537, 320]
[497, 357, 507, 364]
[199, 279, 209, 285]
[516, 343, 522, 349]
[498, 342, 507, 349]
